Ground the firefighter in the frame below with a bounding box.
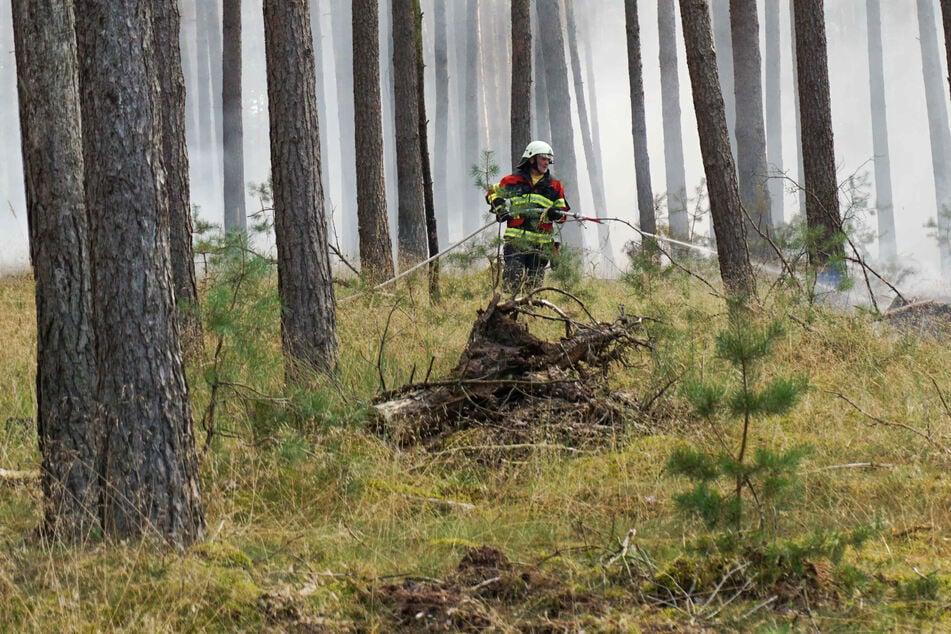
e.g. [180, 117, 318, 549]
[486, 141, 571, 293]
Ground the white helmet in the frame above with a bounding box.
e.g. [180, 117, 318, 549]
[521, 140, 554, 163]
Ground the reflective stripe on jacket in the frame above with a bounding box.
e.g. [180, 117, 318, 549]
[486, 168, 569, 244]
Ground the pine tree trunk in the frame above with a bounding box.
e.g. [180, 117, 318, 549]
[12, 0, 99, 540]
[415, 0, 440, 301]
[264, 0, 339, 377]
[711, 0, 736, 158]
[678, 0, 755, 298]
[658, 0, 689, 243]
[625, 0, 656, 244]
[866, 0, 896, 262]
[537, 0, 581, 248]
[392, 0, 428, 265]
[917, 0, 951, 272]
[463, 0, 481, 235]
[794, 0, 845, 270]
[433, 0, 451, 246]
[353, 0, 394, 282]
[75, 0, 205, 545]
[331, 0, 357, 257]
[531, 2, 551, 144]
[309, 0, 334, 221]
[195, 4, 218, 219]
[565, 0, 607, 223]
[764, 0, 784, 227]
[222, 0, 246, 235]
[510, 0, 532, 170]
[730, 0, 772, 252]
[154, 0, 201, 351]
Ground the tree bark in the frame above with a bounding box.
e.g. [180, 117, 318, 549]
[75, 0, 205, 545]
[392, 0, 428, 265]
[866, 0, 896, 262]
[537, 0, 581, 247]
[625, 0, 656, 246]
[764, 0, 784, 227]
[222, 0, 247, 235]
[794, 0, 845, 270]
[331, 0, 357, 257]
[12, 0, 99, 540]
[309, 0, 334, 220]
[678, 0, 755, 298]
[155, 0, 202, 351]
[433, 0, 451, 244]
[658, 0, 689, 243]
[531, 0, 551, 143]
[353, 0, 395, 282]
[264, 0, 339, 377]
[462, 0, 482, 235]
[565, 0, 608, 250]
[510, 0, 532, 170]
[918, 0, 951, 272]
[730, 0, 772, 252]
[416, 0, 440, 301]
[711, 0, 736, 158]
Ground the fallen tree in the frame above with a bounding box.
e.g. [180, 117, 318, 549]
[372, 290, 651, 447]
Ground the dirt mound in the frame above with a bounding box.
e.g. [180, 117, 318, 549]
[372, 545, 605, 632]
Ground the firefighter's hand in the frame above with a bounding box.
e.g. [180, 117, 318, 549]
[491, 199, 509, 222]
[546, 208, 565, 221]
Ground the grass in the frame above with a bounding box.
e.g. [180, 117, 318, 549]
[2, 260, 951, 631]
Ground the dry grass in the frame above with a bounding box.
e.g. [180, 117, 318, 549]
[3, 265, 951, 631]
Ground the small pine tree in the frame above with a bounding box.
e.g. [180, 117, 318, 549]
[668, 312, 811, 535]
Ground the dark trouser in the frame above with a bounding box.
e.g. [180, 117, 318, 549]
[502, 241, 550, 293]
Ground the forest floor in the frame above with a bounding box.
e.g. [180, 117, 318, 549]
[3, 257, 951, 632]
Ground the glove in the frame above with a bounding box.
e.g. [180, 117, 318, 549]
[491, 198, 510, 222]
[546, 208, 565, 221]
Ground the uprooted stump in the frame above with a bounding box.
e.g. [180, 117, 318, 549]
[372, 292, 651, 448]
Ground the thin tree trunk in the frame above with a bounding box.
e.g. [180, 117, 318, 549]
[463, 0, 481, 235]
[581, 5, 613, 258]
[658, 0, 689, 243]
[12, 0, 99, 540]
[917, 0, 951, 272]
[510, 0, 532, 170]
[332, 0, 357, 256]
[393, 0, 428, 265]
[794, 0, 846, 271]
[309, 0, 334, 221]
[264, 0, 339, 377]
[625, 0, 656, 247]
[195, 5, 217, 218]
[222, 0, 246, 235]
[730, 0, 772, 253]
[789, 0, 805, 212]
[678, 0, 755, 298]
[416, 0, 440, 301]
[711, 0, 736, 157]
[764, 0, 784, 227]
[565, 0, 606, 220]
[531, 0, 551, 143]
[538, 0, 581, 248]
[433, 0, 450, 243]
[76, 0, 205, 545]
[353, 0, 394, 282]
[866, 0, 896, 262]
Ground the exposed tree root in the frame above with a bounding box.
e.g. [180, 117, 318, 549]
[372, 292, 651, 447]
